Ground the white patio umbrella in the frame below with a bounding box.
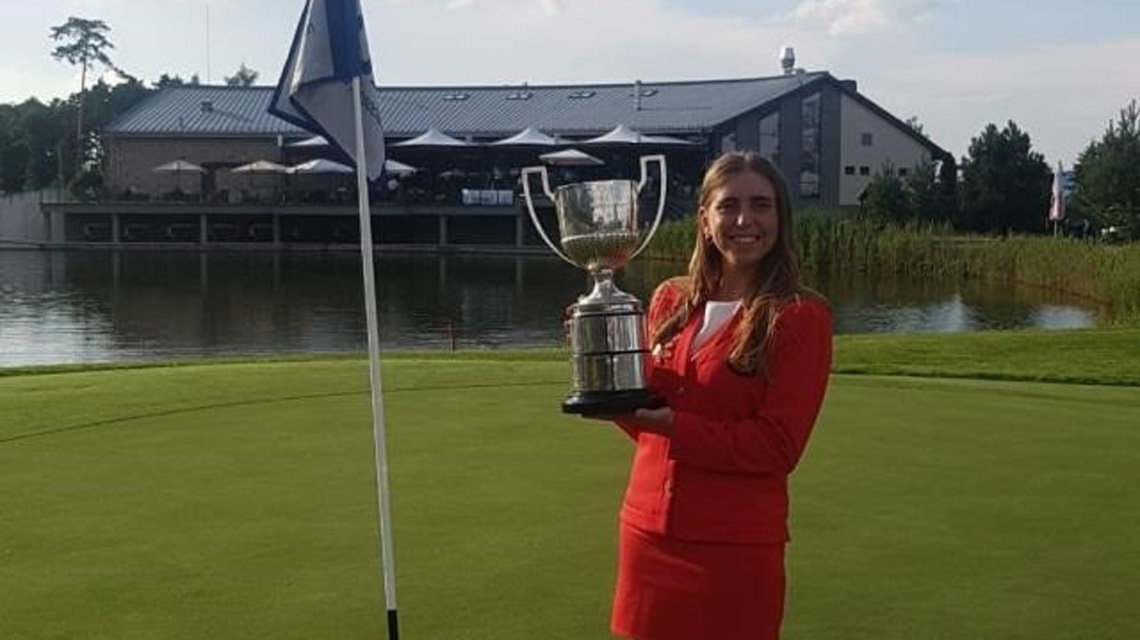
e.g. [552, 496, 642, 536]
[640, 134, 698, 146]
[579, 124, 647, 145]
[287, 135, 331, 148]
[392, 128, 472, 147]
[384, 159, 418, 176]
[231, 161, 289, 203]
[538, 148, 605, 166]
[153, 159, 206, 173]
[231, 160, 290, 174]
[152, 159, 205, 193]
[288, 158, 355, 174]
[489, 126, 560, 147]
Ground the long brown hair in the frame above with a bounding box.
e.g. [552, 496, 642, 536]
[651, 152, 808, 376]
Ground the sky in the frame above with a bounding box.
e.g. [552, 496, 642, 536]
[2, 0, 1138, 164]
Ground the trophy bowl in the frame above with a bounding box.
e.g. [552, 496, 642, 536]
[522, 155, 668, 416]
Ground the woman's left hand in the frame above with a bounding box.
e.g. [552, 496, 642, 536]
[582, 406, 675, 436]
[632, 406, 674, 435]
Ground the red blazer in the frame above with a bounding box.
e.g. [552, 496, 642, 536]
[618, 278, 833, 544]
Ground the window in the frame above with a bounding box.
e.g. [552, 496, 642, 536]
[859, 166, 871, 176]
[759, 112, 780, 163]
[567, 90, 596, 99]
[721, 132, 737, 153]
[861, 132, 874, 147]
[800, 93, 821, 198]
[844, 166, 855, 175]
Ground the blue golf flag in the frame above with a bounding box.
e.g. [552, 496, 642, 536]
[271, 0, 386, 181]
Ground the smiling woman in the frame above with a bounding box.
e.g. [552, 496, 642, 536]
[601, 152, 833, 640]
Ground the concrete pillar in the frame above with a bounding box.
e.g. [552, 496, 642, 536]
[111, 214, 121, 244]
[272, 215, 282, 246]
[200, 214, 209, 245]
[49, 211, 65, 244]
[438, 214, 449, 246]
[515, 213, 525, 247]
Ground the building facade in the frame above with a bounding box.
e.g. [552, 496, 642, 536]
[32, 67, 952, 247]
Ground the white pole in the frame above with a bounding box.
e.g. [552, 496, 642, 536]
[352, 76, 400, 640]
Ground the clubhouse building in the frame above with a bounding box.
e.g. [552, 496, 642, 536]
[40, 56, 952, 248]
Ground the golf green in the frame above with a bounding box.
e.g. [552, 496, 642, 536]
[2, 358, 1138, 639]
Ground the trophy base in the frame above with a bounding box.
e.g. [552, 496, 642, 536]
[562, 389, 666, 417]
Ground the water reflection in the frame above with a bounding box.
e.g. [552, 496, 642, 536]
[0, 250, 1101, 367]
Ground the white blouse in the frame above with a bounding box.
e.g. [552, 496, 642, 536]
[690, 299, 742, 353]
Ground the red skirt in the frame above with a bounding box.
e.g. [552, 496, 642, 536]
[611, 522, 786, 640]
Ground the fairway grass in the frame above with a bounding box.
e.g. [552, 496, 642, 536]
[2, 357, 1139, 639]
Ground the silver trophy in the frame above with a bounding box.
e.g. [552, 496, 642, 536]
[522, 155, 667, 416]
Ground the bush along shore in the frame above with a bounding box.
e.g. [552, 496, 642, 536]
[641, 214, 1140, 325]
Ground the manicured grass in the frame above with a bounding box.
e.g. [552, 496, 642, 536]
[834, 327, 1140, 386]
[2, 355, 1138, 639]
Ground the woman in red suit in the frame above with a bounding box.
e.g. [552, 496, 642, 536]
[607, 152, 833, 640]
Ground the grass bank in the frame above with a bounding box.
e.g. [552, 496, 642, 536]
[644, 216, 1140, 324]
[2, 351, 1138, 640]
[6, 327, 1139, 387]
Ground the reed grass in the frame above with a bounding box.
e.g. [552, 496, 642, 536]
[642, 214, 1140, 324]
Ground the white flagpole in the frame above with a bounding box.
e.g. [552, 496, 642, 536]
[351, 75, 400, 640]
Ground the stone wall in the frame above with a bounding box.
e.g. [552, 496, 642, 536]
[104, 136, 286, 201]
[0, 190, 60, 246]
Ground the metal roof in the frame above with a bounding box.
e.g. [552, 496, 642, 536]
[106, 73, 831, 140]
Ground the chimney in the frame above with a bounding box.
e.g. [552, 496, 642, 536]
[635, 79, 642, 111]
[780, 46, 796, 75]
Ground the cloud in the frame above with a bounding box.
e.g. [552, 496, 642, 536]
[791, 0, 948, 36]
[878, 37, 1140, 161]
[370, 0, 837, 84]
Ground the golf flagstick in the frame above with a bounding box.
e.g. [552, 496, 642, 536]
[352, 75, 399, 640]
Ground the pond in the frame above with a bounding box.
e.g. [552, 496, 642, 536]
[0, 250, 1103, 368]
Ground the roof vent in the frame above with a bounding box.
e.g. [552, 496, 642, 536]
[200, 100, 214, 114]
[780, 46, 796, 75]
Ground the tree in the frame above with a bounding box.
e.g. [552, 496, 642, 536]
[860, 161, 909, 223]
[958, 121, 1051, 233]
[0, 105, 31, 192]
[18, 99, 67, 190]
[904, 116, 925, 136]
[155, 73, 202, 88]
[1074, 99, 1140, 239]
[224, 63, 259, 87]
[904, 158, 944, 222]
[50, 17, 129, 172]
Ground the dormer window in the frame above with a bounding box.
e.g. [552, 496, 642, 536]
[506, 91, 533, 100]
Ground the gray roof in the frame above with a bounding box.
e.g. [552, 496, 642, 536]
[106, 72, 830, 140]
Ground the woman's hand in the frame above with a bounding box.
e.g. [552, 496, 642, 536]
[632, 406, 674, 435]
[583, 406, 675, 436]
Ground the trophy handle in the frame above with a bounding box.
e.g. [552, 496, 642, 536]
[631, 154, 667, 261]
[521, 165, 578, 267]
